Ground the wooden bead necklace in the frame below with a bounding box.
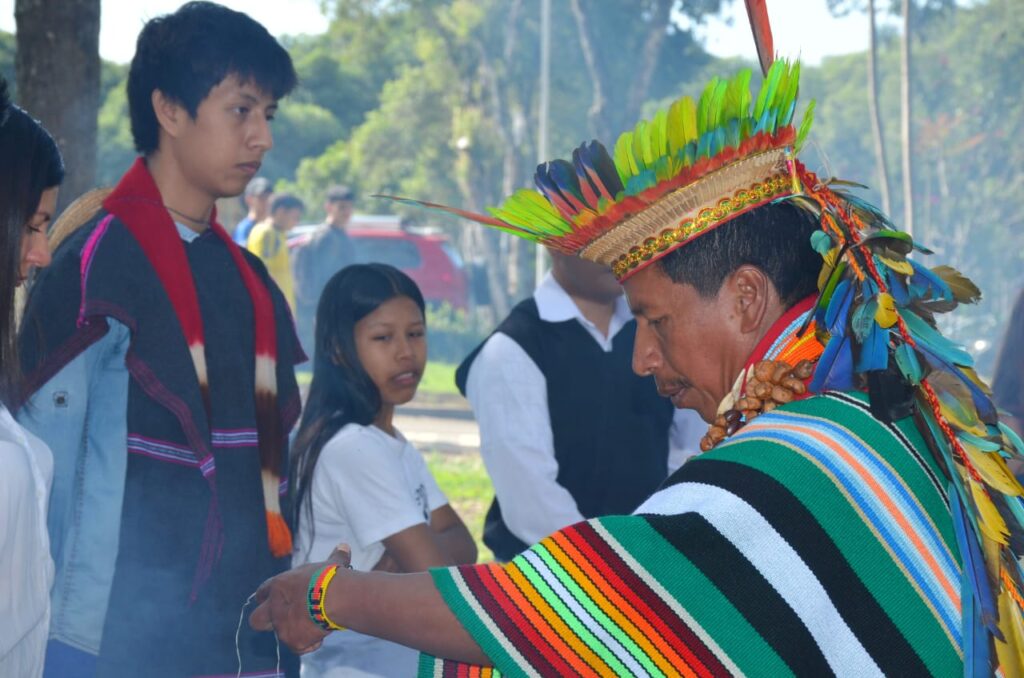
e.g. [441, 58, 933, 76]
[700, 358, 817, 452]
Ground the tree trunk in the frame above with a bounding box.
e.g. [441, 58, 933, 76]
[568, 0, 611, 142]
[625, 0, 672, 130]
[899, 0, 915, 236]
[15, 0, 101, 211]
[866, 0, 892, 214]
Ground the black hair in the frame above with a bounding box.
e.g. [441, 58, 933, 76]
[290, 263, 426, 545]
[658, 200, 822, 307]
[325, 185, 355, 203]
[0, 77, 64, 409]
[126, 1, 297, 154]
[269, 193, 304, 214]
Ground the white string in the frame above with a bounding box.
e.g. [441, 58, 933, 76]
[236, 592, 282, 678]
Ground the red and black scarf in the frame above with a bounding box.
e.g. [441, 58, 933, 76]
[101, 158, 292, 557]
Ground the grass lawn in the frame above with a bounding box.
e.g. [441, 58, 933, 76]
[424, 450, 495, 563]
[417, 361, 459, 395]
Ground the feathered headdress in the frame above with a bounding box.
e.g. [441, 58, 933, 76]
[387, 51, 1024, 673]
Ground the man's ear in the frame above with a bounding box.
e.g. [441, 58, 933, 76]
[728, 265, 772, 335]
[152, 90, 186, 140]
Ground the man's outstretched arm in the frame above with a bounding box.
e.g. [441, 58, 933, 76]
[249, 549, 490, 666]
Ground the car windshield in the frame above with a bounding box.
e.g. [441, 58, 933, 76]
[354, 237, 422, 269]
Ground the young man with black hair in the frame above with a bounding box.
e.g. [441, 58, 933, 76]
[248, 192, 304, 310]
[17, 3, 303, 676]
[292, 185, 356, 356]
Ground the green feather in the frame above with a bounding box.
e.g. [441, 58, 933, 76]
[651, 108, 668, 159]
[613, 132, 638, 183]
[796, 99, 815, 150]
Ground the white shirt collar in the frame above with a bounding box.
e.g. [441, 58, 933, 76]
[174, 221, 202, 243]
[533, 272, 632, 348]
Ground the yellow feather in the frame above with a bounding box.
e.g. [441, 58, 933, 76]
[972, 479, 1010, 546]
[877, 255, 914, 276]
[965, 442, 1024, 496]
[996, 590, 1024, 678]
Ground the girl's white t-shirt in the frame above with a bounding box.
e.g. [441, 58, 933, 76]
[293, 423, 449, 677]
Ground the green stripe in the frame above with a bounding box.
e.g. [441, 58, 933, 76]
[706, 396, 960, 674]
[514, 551, 631, 676]
[599, 516, 794, 677]
[531, 542, 665, 676]
[429, 567, 525, 677]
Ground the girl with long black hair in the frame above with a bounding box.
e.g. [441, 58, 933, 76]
[0, 76, 63, 678]
[290, 263, 476, 676]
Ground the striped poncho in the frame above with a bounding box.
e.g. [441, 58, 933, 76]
[419, 390, 961, 676]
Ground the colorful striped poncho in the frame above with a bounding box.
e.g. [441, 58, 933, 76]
[419, 390, 961, 676]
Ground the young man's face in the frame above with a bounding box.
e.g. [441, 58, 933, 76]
[272, 207, 303, 232]
[324, 199, 353, 228]
[168, 75, 277, 200]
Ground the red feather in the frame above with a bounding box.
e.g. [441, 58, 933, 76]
[744, 0, 775, 76]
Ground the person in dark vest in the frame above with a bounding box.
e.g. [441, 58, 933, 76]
[456, 249, 702, 561]
[16, 3, 303, 676]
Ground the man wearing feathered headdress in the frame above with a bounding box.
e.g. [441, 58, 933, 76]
[248, 51, 1023, 678]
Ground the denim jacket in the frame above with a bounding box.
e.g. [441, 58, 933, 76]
[18, 319, 130, 655]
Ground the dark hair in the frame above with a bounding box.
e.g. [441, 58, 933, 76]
[126, 1, 297, 154]
[325, 185, 355, 203]
[0, 78, 64, 409]
[270, 193, 304, 214]
[658, 200, 822, 307]
[290, 263, 426, 541]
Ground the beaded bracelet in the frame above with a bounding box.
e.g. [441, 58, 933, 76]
[307, 564, 345, 631]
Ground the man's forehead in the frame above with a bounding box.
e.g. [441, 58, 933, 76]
[218, 74, 277, 104]
[623, 266, 673, 315]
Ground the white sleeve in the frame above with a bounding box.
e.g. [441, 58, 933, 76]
[316, 429, 431, 548]
[667, 407, 705, 474]
[466, 332, 584, 545]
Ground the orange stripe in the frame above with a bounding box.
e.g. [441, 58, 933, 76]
[747, 419, 958, 605]
[548, 530, 701, 677]
[500, 562, 604, 676]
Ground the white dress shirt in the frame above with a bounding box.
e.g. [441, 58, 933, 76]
[0, 404, 54, 678]
[465, 273, 702, 547]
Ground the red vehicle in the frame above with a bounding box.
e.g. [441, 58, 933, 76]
[289, 217, 470, 310]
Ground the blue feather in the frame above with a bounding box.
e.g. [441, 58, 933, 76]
[909, 260, 953, 302]
[950, 484, 1002, 642]
[824, 279, 854, 335]
[902, 311, 973, 366]
[955, 488, 995, 677]
[889, 272, 911, 307]
[856, 323, 889, 372]
[810, 335, 855, 392]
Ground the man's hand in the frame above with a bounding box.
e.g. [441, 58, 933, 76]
[249, 545, 352, 654]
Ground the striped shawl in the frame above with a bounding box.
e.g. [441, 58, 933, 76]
[419, 390, 961, 677]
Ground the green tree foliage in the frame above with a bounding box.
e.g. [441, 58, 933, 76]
[804, 0, 1021, 365]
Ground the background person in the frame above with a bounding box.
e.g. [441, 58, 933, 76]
[992, 288, 1024, 436]
[232, 175, 273, 246]
[17, 4, 304, 675]
[248, 191, 304, 310]
[290, 263, 476, 676]
[0, 76, 62, 678]
[458, 248, 701, 560]
[292, 185, 357, 357]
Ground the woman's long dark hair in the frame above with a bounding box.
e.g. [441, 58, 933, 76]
[0, 78, 64, 409]
[290, 263, 426, 541]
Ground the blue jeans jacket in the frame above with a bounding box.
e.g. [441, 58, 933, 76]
[18, 319, 130, 658]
